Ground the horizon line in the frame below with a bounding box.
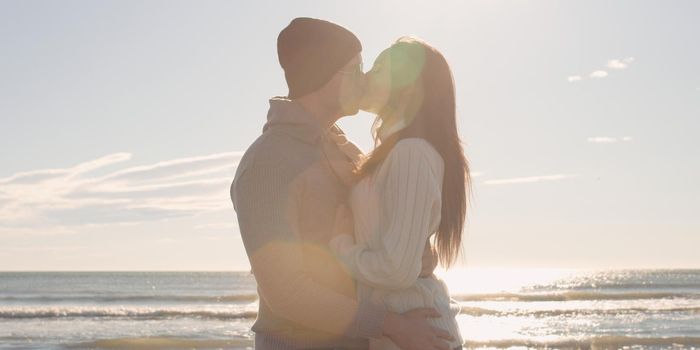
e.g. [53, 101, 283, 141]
[2, 267, 699, 273]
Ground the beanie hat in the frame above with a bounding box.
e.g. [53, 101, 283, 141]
[277, 17, 362, 99]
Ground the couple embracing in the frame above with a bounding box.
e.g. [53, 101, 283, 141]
[231, 17, 471, 350]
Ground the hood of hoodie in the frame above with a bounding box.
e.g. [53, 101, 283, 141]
[262, 97, 326, 144]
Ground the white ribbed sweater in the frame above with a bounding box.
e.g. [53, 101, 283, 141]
[330, 138, 463, 350]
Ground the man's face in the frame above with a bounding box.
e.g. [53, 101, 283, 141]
[332, 53, 365, 117]
[359, 50, 391, 114]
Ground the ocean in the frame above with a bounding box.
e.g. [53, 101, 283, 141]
[0, 269, 698, 349]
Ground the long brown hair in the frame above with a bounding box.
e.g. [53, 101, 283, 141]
[357, 37, 471, 268]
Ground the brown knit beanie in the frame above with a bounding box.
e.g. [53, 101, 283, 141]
[277, 17, 362, 99]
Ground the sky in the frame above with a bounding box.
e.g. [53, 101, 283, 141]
[1, 0, 698, 271]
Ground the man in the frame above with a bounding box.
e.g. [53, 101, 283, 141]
[231, 17, 453, 350]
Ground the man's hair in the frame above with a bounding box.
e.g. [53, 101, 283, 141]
[277, 17, 361, 99]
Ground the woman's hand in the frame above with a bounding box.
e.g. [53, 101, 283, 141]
[419, 241, 438, 278]
[329, 204, 356, 257]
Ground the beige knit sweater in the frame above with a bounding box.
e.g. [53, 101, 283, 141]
[330, 138, 463, 350]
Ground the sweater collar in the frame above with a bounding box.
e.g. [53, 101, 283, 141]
[263, 96, 332, 145]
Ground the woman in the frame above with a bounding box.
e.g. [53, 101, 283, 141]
[330, 36, 471, 350]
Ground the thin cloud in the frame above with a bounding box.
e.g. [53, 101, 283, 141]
[587, 136, 633, 144]
[607, 60, 627, 69]
[99, 152, 240, 183]
[0, 226, 77, 237]
[589, 70, 609, 79]
[195, 222, 239, 230]
[606, 57, 635, 70]
[0, 153, 132, 185]
[567, 57, 634, 82]
[483, 174, 576, 185]
[0, 151, 242, 233]
[7, 245, 86, 253]
[587, 137, 617, 143]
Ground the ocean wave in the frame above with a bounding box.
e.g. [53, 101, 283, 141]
[459, 305, 700, 317]
[463, 336, 700, 349]
[62, 335, 700, 350]
[66, 336, 252, 349]
[3, 304, 698, 321]
[538, 282, 700, 290]
[1, 290, 696, 304]
[453, 291, 699, 302]
[0, 293, 259, 304]
[0, 306, 257, 320]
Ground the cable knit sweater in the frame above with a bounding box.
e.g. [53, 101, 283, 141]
[330, 138, 463, 350]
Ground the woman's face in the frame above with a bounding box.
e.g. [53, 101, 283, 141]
[359, 51, 392, 114]
[360, 43, 425, 116]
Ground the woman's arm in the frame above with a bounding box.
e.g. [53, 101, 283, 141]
[331, 140, 443, 290]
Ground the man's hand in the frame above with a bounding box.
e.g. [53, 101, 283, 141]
[383, 308, 454, 350]
[332, 205, 354, 241]
[419, 241, 438, 278]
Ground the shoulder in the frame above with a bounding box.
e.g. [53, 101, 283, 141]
[234, 131, 320, 190]
[384, 138, 444, 176]
[391, 138, 440, 157]
[241, 131, 319, 170]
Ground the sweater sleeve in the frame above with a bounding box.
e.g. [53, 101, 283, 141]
[233, 162, 386, 339]
[330, 140, 443, 290]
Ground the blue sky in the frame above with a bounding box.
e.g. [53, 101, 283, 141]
[1, 0, 698, 270]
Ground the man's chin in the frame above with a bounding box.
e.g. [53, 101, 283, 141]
[358, 99, 379, 114]
[339, 101, 361, 117]
[340, 106, 361, 117]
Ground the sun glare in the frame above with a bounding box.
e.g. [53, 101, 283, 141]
[435, 267, 579, 296]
